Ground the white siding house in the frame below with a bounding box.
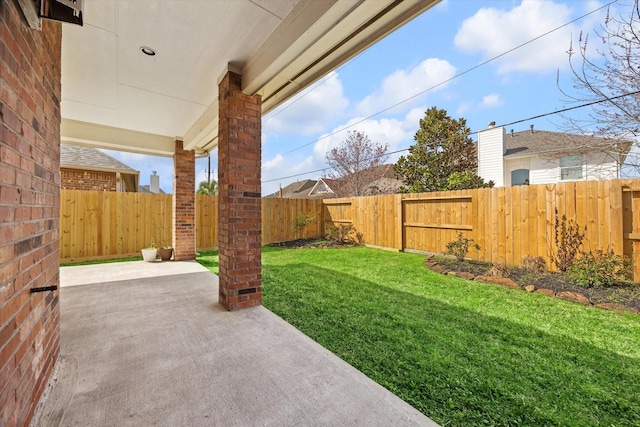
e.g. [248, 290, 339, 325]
[477, 125, 630, 187]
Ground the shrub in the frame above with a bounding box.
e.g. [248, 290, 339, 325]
[552, 209, 586, 272]
[487, 262, 510, 278]
[522, 255, 547, 274]
[293, 213, 316, 239]
[325, 224, 364, 245]
[566, 249, 630, 288]
[445, 231, 480, 261]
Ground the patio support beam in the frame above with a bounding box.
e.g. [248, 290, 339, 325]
[172, 140, 196, 260]
[217, 69, 262, 311]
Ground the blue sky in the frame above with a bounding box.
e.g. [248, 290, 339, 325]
[104, 0, 613, 195]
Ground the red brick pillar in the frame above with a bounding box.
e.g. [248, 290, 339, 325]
[1, 4, 62, 426]
[218, 70, 262, 311]
[172, 140, 196, 260]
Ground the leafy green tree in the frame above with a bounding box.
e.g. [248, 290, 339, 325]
[394, 107, 489, 193]
[196, 179, 218, 195]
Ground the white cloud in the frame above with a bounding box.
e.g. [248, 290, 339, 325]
[262, 154, 284, 170]
[454, 0, 590, 74]
[356, 58, 456, 116]
[456, 92, 505, 117]
[480, 93, 504, 108]
[313, 107, 424, 166]
[263, 72, 348, 136]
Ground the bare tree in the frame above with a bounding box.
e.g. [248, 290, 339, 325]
[558, 0, 640, 174]
[325, 131, 389, 197]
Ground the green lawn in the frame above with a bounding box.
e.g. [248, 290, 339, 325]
[198, 246, 640, 426]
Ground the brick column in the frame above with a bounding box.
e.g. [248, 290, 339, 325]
[1, 4, 62, 426]
[218, 70, 262, 311]
[172, 140, 196, 260]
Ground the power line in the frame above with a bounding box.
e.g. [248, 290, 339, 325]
[276, 1, 616, 156]
[263, 89, 640, 184]
[498, 90, 640, 129]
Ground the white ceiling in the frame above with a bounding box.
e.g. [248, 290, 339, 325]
[60, 0, 440, 156]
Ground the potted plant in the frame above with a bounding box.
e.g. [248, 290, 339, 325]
[141, 238, 157, 262]
[158, 246, 173, 261]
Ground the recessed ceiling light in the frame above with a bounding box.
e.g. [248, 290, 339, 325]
[140, 46, 156, 56]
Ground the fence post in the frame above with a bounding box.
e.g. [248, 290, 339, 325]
[396, 194, 404, 251]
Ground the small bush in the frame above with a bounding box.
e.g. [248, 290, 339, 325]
[522, 256, 547, 274]
[445, 231, 480, 261]
[293, 213, 316, 238]
[552, 209, 586, 272]
[325, 224, 364, 245]
[566, 249, 630, 288]
[487, 262, 510, 278]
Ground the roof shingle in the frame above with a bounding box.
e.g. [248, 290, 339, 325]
[504, 130, 632, 158]
[61, 145, 137, 172]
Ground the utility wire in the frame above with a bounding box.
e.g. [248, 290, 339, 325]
[277, 0, 616, 156]
[263, 89, 640, 184]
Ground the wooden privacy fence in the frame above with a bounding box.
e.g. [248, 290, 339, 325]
[60, 190, 323, 261]
[61, 179, 640, 281]
[323, 179, 640, 280]
[60, 191, 173, 260]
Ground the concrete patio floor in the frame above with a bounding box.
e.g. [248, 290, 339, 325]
[32, 260, 438, 426]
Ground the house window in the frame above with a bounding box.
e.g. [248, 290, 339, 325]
[511, 169, 530, 186]
[560, 154, 583, 180]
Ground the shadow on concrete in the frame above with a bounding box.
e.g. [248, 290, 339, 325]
[32, 261, 437, 426]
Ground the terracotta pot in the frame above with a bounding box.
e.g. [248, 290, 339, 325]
[158, 248, 173, 261]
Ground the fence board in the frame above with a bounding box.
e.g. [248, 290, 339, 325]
[610, 180, 624, 256]
[518, 185, 529, 264]
[506, 185, 517, 265]
[598, 180, 611, 252]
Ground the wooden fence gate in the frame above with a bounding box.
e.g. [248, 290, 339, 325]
[622, 184, 640, 281]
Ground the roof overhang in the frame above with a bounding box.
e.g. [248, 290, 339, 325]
[61, 119, 177, 157]
[60, 0, 440, 156]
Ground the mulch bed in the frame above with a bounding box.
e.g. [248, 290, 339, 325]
[426, 255, 640, 315]
[268, 238, 357, 249]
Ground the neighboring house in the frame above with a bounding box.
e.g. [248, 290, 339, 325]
[61, 144, 139, 192]
[309, 164, 402, 197]
[139, 185, 167, 194]
[264, 179, 320, 198]
[265, 164, 402, 198]
[477, 125, 632, 187]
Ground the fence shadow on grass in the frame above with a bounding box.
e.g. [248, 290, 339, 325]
[263, 262, 640, 427]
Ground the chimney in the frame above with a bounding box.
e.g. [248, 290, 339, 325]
[150, 171, 160, 194]
[477, 124, 506, 187]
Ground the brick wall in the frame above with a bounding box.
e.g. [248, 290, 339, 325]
[60, 168, 117, 191]
[1, 3, 62, 426]
[217, 71, 262, 311]
[172, 140, 195, 260]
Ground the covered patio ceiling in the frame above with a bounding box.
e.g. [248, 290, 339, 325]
[60, 0, 440, 157]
